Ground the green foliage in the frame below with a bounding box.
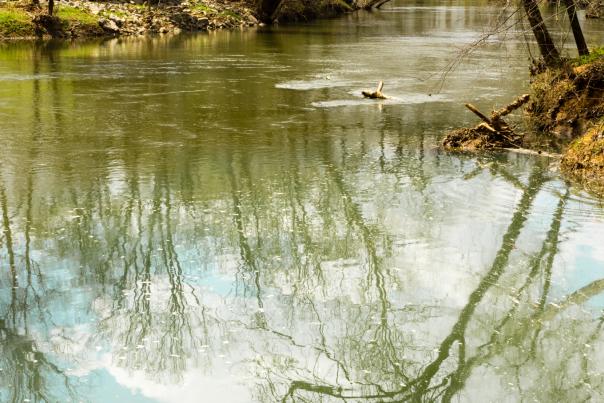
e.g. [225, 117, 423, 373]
[574, 47, 604, 66]
[0, 7, 35, 38]
[220, 10, 242, 20]
[100, 9, 128, 19]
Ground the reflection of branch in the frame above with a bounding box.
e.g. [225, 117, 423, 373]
[541, 279, 604, 322]
[406, 167, 546, 400]
[227, 153, 264, 314]
[0, 321, 77, 403]
[441, 187, 568, 401]
[92, 159, 207, 381]
[1, 184, 19, 326]
[281, 164, 547, 402]
[1, 183, 77, 402]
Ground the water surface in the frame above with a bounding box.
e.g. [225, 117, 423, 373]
[2, 1, 604, 402]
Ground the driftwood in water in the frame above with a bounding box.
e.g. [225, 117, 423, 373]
[443, 94, 531, 150]
[503, 147, 561, 158]
[362, 81, 388, 99]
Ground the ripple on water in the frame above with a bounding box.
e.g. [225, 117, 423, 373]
[436, 175, 523, 224]
[542, 183, 604, 224]
[275, 78, 352, 90]
[0, 73, 54, 81]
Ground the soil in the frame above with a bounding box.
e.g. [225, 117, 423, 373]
[560, 123, 604, 194]
[524, 59, 604, 150]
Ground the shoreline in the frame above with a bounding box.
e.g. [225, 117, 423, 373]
[0, 1, 261, 40]
[0, 0, 364, 40]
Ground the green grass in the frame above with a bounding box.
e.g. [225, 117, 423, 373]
[0, 7, 35, 37]
[191, 3, 216, 14]
[130, 4, 148, 10]
[574, 47, 604, 66]
[220, 10, 242, 20]
[100, 9, 128, 19]
[55, 6, 98, 26]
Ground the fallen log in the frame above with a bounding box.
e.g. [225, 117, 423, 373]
[492, 94, 530, 121]
[362, 81, 388, 99]
[443, 94, 530, 150]
[465, 103, 494, 126]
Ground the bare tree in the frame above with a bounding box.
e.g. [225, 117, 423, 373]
[563, 0, 589, 56]
[257, 0, 283, 23]
[522, 0, 561, 66]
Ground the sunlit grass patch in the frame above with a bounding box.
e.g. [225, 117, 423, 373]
[191, 3, 216, 14]
[574, 47, 604, 66]
[55, 6, 98, 26]
[220, 10, 242, 20]
[0, 6, 35, 37]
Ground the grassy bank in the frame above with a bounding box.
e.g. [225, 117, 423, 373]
[0, 5, 35, 37]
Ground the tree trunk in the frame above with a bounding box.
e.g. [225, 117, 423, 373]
[257, 0, 282, 23]
[563, 0, 589, 57]
[522, 0, 561, 67]
[48, 0, 54, 16]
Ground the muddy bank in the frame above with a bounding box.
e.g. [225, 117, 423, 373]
[443, 56, 604, 193]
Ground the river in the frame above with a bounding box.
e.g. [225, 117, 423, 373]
[1, 1, 604, 402]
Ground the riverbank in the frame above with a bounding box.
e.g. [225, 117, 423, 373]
[0, 0, 260, 39]
[443, 54, 604, 194]
[0, 0, 361, 39]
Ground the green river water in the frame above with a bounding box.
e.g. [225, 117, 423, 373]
[2, 1, 604, 401]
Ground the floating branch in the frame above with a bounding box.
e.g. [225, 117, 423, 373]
[362, 81, 388, 99]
